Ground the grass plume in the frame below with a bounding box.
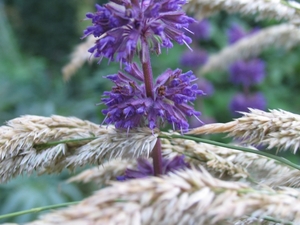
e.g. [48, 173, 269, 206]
[200, 23, 300, 75]
[189, 108, 300, 153]
[0, 115, 157, 183]
[185, 0, 300, 21]
[25, 168, 300, 225]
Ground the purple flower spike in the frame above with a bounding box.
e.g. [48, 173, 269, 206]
[229, 59, 265, 87]
[83, 0, 195, 64]
[117, 155, 190, 180]
[101, 63, 204, 132]
[229, 92, 267, 117]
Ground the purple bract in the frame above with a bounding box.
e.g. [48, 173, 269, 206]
[101, 63, 204, 132]
[117, 155, 190, 180]
[83, 0, 195, 63]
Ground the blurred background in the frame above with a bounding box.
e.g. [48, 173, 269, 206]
[1, 0, 300, 223]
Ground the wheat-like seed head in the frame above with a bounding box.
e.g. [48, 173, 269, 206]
[0, 115, 157, 183]
[200, 23, 300, 75]
[68, 138, 250, 186]
[263, 169, 300, 188]
[62, 35, 97, 80]
[162, 135, 300, 189]
[161, 136, 250, 180]
[26, 168, 300, 225]
[67, 158, 137, 185]
[189, 109, 300, 153]
[69, 131, 299, 190]
[185, 0, 300, 21]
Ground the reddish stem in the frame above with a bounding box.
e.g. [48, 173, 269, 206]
[141, 42, 154, 98]
[140, 39, 162, 176]
[152, 138, 162, 176]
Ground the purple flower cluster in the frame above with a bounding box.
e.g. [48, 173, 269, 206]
[229, 59, 265, 87]
[227, 24, 267, 115]
[229, 92, 266, 117]
[102, 63, 204, 131]
[117, 155, 189, 180]
[83, 0, 195, 63]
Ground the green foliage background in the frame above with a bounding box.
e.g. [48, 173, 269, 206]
[1, 0, 300, 223]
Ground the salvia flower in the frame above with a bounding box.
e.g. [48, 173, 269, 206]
[229, 59, 266, 87]
[229, 92, 267, 117]
[117, 155, 189, 180]
[83, 0, 195, 63]
[101, 63, 204, 132]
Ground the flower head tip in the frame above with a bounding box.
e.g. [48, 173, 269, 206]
[83, 0, 195, 64]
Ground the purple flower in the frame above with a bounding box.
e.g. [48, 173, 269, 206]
[196, 77, 214, 96]
[229, 59, 265, 87]
[229, 92, 266, 116]
[180, 49, 208, 69]
[83, 0, 195, 63]
[188, 19, 211, 41]
[227, 24, 247, 44]
[227, 24, 259, 44]
[190, 116, 215, 128]
[117, 155, 189, 180]
[101, 63, 204, 132]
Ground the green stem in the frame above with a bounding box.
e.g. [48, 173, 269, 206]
[281, 0, 300, 10]
[0, 201, 80, 220]
[263, 216, 293, 225]
[159, 134, 300, 171]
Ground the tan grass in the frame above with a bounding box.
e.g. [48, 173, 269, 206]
[67, 138, 250, 185]
[161, 136, 250, 180]
[163, 135, 300, 189]
[0, 115, 157, 183]
[214, 146, 295, 187]
[62, 35, 96, 80]
[69, 129, 298, 187]
[68, 158, 137, 185]
[26, 168, 300, 225]
[189, 108, 300, 153]
[185, 0, 300, 21]
[263, 170, 300, 188]
[200, 23, 300, 75]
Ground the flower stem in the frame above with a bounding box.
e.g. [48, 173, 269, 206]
[141, 40, 154, 98]
[0, 201, 80, 220]
[140, 39, 162, 175]
[152, 138, 163, 176]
